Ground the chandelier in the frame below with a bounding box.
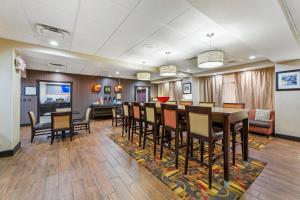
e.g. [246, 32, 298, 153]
[159, 51, 177, 76]
[197, 33, 224, 69]
[137, 72, 151, 80]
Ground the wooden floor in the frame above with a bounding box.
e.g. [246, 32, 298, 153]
[0, 120, 299, 200]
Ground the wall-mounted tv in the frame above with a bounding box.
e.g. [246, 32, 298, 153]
[46, 84, 70, 95]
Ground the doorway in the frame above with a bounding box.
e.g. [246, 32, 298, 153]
[135, 86, 150, 103]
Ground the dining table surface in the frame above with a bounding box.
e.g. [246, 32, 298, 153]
[137, 103, 249, 187]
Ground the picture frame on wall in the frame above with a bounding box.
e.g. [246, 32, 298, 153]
[182, 82, 191, 94]
[104, 86, 111, 94]
[276, 69, 300, 91]
[25, 86, 37, 96]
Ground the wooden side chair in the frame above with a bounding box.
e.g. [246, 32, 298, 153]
[223, 103, 245, 165]
[51, 111, 73, 145]
[112, 107, 122, 127]
[143, 103, 160, 156]
[28, 111, 51, 142]
[165, 101, 177, 105]
[131, 102, 144, 147]
[179, 100, 193, 106]
[198, 102, 215, 107]
[184, 106, 224, 189]
[122, 102, 131, 140]
[73, 107, 92, 133]
[160, 104, 184, 169]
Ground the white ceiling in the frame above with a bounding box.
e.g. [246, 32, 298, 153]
[1, 0, 300, 79]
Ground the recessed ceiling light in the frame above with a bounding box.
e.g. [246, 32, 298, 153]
[186, 69, 191, 72]
[116, 71, 119, 75]
[55, 69, 60, 73]
[49, 40, 58, 46]
[206, 32, 214, 37]
[249, 55, 256, 60]
[108, 75, 112, 77]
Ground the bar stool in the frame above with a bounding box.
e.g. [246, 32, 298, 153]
[143, 103, 160, 156]
[122, 102, 131, 140]
[131, 102, 143, 147]
[184, 106, 224, 189]
[112, 106, 122, 127]
[223, 103, 245, 165]
[160, 104, 185, 169]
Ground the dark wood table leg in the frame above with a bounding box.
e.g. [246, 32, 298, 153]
[223, 115, 231, 187]
[242, 118, 249, 163]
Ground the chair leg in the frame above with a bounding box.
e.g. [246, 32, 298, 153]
[31, 130, 35, 143]
[128, 118, 131, 141]
[190, 137, 194, 158]
[153, 125, 157, 157]
[139, 120, 142, 147]
[200, 140, 204, 162]
[88, 124, 91, 134]
[70, 129, 73, 141]
[143, 123, 147, 150]
[122, 118, 125, 137]
[184, 133, 190, 174]
[240, 131, 244, 157]
[180, 130, 183, 145]
[160, 128, 165, 160]
[51, 131, 54, 145]
[175, 131, 179, 169]
[232, 131, 236, 165]
[208, 141, 213, 189]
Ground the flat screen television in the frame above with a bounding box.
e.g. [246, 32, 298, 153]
[46, 84, 70, 95]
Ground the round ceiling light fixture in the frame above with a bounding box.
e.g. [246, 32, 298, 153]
[159, 51, 177, 76]
[197, 33, 224, 69]
[137, 72, 151, 80]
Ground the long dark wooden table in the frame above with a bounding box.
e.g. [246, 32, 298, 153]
[146, 104, 249, 186]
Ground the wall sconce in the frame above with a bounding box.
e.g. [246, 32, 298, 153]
[92, 84, 101, 92]
[114, 78, 122, 93]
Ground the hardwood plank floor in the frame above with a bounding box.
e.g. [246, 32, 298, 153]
[0, 120, 299, 200]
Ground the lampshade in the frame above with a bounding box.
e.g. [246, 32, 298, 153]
[159, 65, 177, 76]
[137, 72, 151, 80]
[197, 50, 224, 69]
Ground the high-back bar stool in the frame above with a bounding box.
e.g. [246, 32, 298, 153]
[131, 102, 143, 147]
[122, 102, 131, 140]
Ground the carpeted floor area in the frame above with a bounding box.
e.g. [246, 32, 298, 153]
[108, 128, 266, 199]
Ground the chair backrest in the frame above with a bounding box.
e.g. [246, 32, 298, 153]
[179, 100, 193, 106]
[165, 101, 177, 105]
[132, 102, 142, 120]
[223, 103, 245, 109]
[122, 102, 130, 117]
[51, 112, 72, 131]
[186, 106, 212, 138]
[56, 108, 71, 112]
[28, 111, 36, 128]
[112, 107, 117, 118]
[198, 102, 215, 107]
[161, 104, 178, 130]
[85, 107, 92, 122]
[144, 103, 157, 124]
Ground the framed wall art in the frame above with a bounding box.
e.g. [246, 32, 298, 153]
[276, 69, 300, 91]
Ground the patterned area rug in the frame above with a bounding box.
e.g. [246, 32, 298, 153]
[248, 134, 272, 150]
[108, 129, 266, 200]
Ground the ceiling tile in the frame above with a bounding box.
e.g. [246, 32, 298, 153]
[71, 0, 131, 54]
[66, 62, 85, 74]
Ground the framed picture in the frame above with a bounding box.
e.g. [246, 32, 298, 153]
[276, 69, 300, 91]
[182, 82, 191, 94]
[25, 86, 36, 96]
[104, 86, 111, 94]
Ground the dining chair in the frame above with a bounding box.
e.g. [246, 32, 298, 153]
[143, 103, 160, 156]
[223, 102, 245, 165]
[122, 102, 131, 140]
[56, 108, 72, 112]
[51, 111, 73, 145]
[165, 101, 177, 105]
[160, 104, 185, 169]
[73, 107, 92, 133]
[184, 106, 224, 189]
[28, 111, 51, 142]
[179, 100, 193, 106]
[112, 106, 122, 127]
[131, 102, 144, 146]
[198, 102, 215, 107]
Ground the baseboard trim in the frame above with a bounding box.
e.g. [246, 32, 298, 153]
[0, 142, 21, 158]
[274, 133, 300, 142]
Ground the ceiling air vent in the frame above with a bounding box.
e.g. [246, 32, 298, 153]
[48, 63, 65, 67]
[35, 23, 71, 40]
[227, 59, 236, 64]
